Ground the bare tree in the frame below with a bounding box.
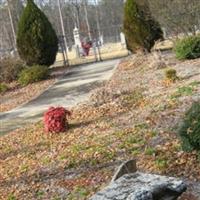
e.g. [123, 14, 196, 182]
[7, 0, 16, 48]
[148, 0, 200, 37]
[0, 0, 125, 56]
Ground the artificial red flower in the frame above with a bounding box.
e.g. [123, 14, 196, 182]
[44, 107, 71, 133]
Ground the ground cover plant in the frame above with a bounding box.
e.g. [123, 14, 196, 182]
[18, 65, 49, 86]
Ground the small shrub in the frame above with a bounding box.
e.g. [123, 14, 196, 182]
[18, 65, 49, 86]
[0, 57, 25, 83]
[0, 83, 8, 93]
[44, 107, 71, 133]
[179, 102, 200, 152]
[165, 68, 178, 81]
[174, 35, 200, 60]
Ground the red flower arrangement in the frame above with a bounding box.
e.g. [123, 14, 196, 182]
[44, 107, 71, 133]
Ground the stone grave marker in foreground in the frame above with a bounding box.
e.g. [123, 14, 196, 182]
[90, 160, 187, 200]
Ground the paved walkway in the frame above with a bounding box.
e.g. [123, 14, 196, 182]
[0, 59, 119, 135]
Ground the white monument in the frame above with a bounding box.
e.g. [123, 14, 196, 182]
[73, 27, 82, 57]
[120, 32, 127, 49]
[99, 35, 104, 46]
[73, 27, 81, 47]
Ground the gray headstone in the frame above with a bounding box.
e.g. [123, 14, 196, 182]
[112, 159, 137, 182]
[91, 173, 187, 200]
[90, 160, 187, 200]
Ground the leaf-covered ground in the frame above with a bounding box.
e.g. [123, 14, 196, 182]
[0, 67, 68, 113]
[0, 80, 55, 112]
[0, 53, 200, 200]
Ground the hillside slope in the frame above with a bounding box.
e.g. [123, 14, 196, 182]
[0, 53, 200, 199]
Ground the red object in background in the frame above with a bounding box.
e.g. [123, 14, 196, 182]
[81, 41, 92, 56]
[44, 107, 71, 133]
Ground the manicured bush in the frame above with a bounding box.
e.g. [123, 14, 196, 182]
[0, 83, 8, 93]
[165, 68, 178, 81]
[17, 0, 58, 66]
[44, 107, 71, 133]
[123, 0, 163, 53]
[179, 102, 200, 152]
[174, 35, 200, 60]
[0, 57, 25, 83]
[18, 65, 49, 86]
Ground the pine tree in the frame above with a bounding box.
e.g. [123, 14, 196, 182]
[17, 0, 58, 66]
[123, 0, 163, 53]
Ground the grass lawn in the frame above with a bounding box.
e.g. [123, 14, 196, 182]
[55, 43, 128, 66]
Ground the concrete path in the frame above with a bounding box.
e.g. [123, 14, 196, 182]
[0, 59, 119, 135]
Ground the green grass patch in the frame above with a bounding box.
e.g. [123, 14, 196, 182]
[134, 122, 149, 130]
[20, 164, 29, 173]
[41, 156, 51, 165]
[149, 130, 158, 137]
[145, 147, 156, 156]
[68, 186, 90, 200]
[7, 194, 16, 200]
[0, 83, 8, 93]
[123, 88, 144, 107]
[189, 81, 200, 87]
[170, 84, 197, 99]
[35, 190, 45, 199]
[155, 158, 168, 169]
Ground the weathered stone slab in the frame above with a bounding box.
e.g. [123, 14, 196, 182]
[112, 159, 137, 182]
[90, 172, 187, 200]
